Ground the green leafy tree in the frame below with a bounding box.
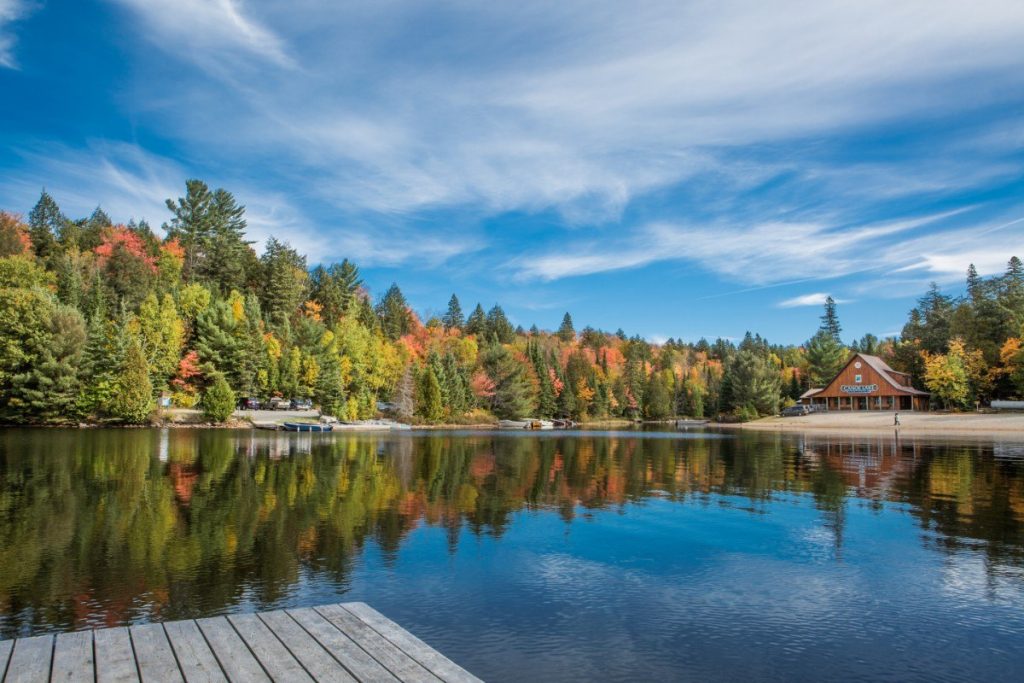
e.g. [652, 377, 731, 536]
[0, 213, 32, 258]
[137, 293, 185, 388]
[202, 373, 236, 422]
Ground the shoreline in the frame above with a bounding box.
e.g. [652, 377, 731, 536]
[718, 411, 1024, 438]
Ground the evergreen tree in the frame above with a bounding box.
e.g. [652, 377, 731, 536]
[644, 371, 672, 419]
[533, 353, 557, 417]
[820, 296, 842, 341]
[417, 364, 444, 422]
[557, 312, 576, 343]
[806, 330, 847, 387]
[202, 373, 236, 422]
[481, 342, 536, 419]
[486, 305, 515, 344]
[108, 334, 154, 423]
[966, 264, 982, 302]
[205, 188, 252, 293]
[443, 294, 464, 330]
[259, 237, 308, 332]
[27, 190, 64, 264]
[165, 179, 215, 281]
[310, 259, 362, 326]
[313, 331, 346, 416]
[376, 283, 411, 341]
[788, 372, 802, 401]
[195, 299, 245, 389]
[724, 349, 781, 416]
[5, 300, 85, 423]
[465, 304, 487, 336]
[910, 283, 954, 354]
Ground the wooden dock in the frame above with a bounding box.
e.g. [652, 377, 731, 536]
[0, 602, 481, 682]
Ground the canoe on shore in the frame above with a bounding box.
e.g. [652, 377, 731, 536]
[282, 422, 333, 432]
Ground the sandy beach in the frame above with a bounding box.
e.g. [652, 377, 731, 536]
[724, 411, 1024, 437]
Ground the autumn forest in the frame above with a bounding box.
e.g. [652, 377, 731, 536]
[1, 180, 1023, 425]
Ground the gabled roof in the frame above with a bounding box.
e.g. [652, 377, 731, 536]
[849, 353, 930, 396]
[800, 388, 823, 399]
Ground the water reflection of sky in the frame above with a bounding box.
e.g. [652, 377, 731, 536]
[1, 428, 1023, 681]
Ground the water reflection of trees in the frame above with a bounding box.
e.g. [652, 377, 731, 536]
[1, 428, 1022, 636]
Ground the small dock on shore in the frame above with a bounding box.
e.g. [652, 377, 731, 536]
[0, 602, 480, 682]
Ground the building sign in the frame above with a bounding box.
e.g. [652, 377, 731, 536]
[840, 384, 878, 394]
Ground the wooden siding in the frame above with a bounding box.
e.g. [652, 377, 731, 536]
[816, 355, 910, 398]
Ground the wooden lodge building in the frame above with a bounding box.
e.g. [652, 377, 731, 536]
[800, 353, 930, 411]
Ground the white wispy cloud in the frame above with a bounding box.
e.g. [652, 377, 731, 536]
[777, 293, 848, 308]
[0, 0, 32, 68]
[110, 0, 293, 71]
[6, 1, 1024, 287]
[108, 0, 1024, 220]
[1, 141, 481, 268]
[514, 211, 960, 284]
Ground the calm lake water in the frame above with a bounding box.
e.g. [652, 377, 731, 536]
[1, 428, 1023, 681]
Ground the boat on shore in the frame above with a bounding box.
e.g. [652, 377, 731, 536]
[676, 419, 710, 428]
[499, 418, 573, 430]
[282, 422, 333, 432]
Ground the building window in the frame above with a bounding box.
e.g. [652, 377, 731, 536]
[855, 374, 862, 383]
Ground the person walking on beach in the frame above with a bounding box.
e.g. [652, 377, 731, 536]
[894, 411, 900, 427]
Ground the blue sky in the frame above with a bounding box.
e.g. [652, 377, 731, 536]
[1, 1, 1023, 345]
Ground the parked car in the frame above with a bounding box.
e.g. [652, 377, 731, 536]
[781, 404, 810, 417]
[268, 397, 292, 410]
[237, 396, 261, 410]
[290, 398, 313, 410]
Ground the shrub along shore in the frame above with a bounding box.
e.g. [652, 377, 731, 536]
[2, 181, 1024, 427]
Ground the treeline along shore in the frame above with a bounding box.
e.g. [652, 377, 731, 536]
[1, 180, 1023, 427]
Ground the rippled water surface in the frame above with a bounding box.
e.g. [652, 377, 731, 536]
[2, 427, 1024, 681]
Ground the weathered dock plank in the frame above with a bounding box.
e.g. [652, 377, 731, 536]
[51, 631, 93, 683]
[93, 627, 139, 683]
[129, 624, 183, 683]
[227, 613, 313, 683]
[314, 605, 441, 683]
[5, 633, 54, 683]
[0, 603, 479, 683]
[342, 603, 481, 683]
[0, 639, 13, 679]
[195, 617, 270, 683]
[257, 611, 356, 683]
[286, 608, 398, 683]
[163, 620, 226, 683]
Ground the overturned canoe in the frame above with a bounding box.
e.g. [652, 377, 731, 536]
[282, 422, 333, 432]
